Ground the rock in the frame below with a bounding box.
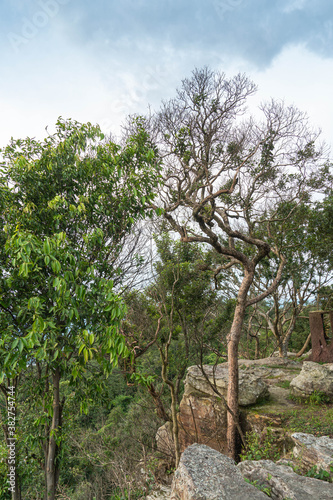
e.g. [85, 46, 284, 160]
[146, 485, 172, 499]
[271, 351, 296, 357]
[185, 363, 269, 406]
[175, 363, 269, 454]
[291, 433, 333, 476]
[242, 413, 294, 457]
[290, 361, 333, 399]
[238, 459, 333, 499]
[177, 392, 228, 454]
[157, 359, 301, 456]
[170, 444, 268, 499]
[156, 421, 174, 458]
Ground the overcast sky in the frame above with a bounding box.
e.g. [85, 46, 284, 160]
[1, 0, 333, 148]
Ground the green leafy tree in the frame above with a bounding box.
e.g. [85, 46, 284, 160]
[248, 202, 333, 357]
[122, 234, 222, 466]
[307, 194, 333, 268]
[0, 118, 160, 499]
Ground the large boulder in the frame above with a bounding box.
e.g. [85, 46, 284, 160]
[185, 363, 269, 406]
[156, 421, 174, 458]
[176, 363, 269, 454]
[291, 433, 333, 476]
[170, 444, 267, 499]
[238, 459, 333, 499]
[290, 361, 333, 399]
[156, 360, 302, 456]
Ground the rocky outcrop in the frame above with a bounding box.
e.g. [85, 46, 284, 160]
[291, 432, 333, 476]
[146, 485, 172, 499]
[170, 444, 268, 499]
[156, 421, 174, 458]
[184, 363, 269, 405]
[170, 444, 333, 499]
[238, 459, 333, 499]
[176, 362, 269, 454]
[157, 358, 301, 456]
[290, 361, 333, 399]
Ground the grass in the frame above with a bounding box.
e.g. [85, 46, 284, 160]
[280, 405, 333, 437]
[276, 380, 291, 389]
[288, 390, 331, 405]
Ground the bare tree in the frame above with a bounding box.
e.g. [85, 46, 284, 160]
[144, 67, 329, 458]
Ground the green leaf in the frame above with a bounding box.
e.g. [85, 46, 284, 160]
[83, 348, 89, 363]
[78, 344, 85, 355]
[43, 239, 50, 255]
[11, 339, 19, 349]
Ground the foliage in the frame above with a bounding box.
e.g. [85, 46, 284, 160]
[0, 117, 160, 498]
[240, 428, 281, 462]
[244, 478, 272, 496]
[289, 390, 331, 406]
[304, 465, 333, 482]
[280, 406, 333, 437]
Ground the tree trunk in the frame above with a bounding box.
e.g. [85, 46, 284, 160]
[226, 271, 253, 460]
[279, 316, 297, 358]
[278, 341, 285, 358]
[45, 367, 60, 500]
[296, 332, 311, 357]
[170, 386, 181, 468]
[147, 383, 170, 422]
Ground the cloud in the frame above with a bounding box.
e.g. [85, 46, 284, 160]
[37, 0, 333, 67]
[2, 0, 332, 66]
[0, 0, 332, 147]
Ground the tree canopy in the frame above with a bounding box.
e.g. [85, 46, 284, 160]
[0, 117, 161, 499]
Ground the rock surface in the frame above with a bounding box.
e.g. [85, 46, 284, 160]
[290, 361, 333, 399]
[291, 432, 333, 475]
[157, 358, 301, 456]
[185, 363, 269, 406]
[238, 459, 333, 499]
[170, 444, 267, 499]
[175, 362, 269, 454]
[156, 421, 174, 458]
[146, 485, 172, 499]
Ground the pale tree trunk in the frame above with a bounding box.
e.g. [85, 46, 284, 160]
[226, 270, 253, 460]
[169, 386, 181, 468]
[45, 367, 60, 500]
[296, 332, 311, 357]
[159, 347, 181, 467]
[278, 315, 297, 358]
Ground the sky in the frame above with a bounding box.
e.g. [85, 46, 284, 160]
[0, 0, 333, 149]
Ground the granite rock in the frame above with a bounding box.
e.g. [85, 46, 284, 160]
[238, 459, 333, 500]
[290, 361, 333, 399]
[170, 444, 268, 499]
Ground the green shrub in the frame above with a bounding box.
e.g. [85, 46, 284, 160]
[240, 428, 281, 462]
